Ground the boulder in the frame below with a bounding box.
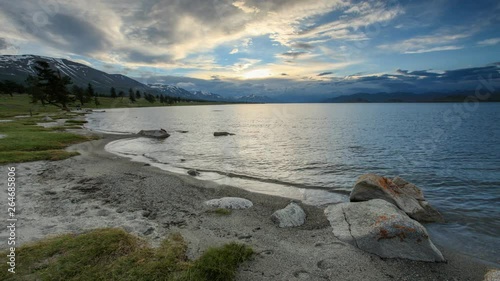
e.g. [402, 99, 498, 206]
[214, 132, 235, 136]
[324, 199, 445, 262]
[483, 269, 500, 281]
[138, 129, 170, 139]
[271, 202, 306, 227]
[350, 174, 443, 223]
[42, 116, 53, 121]
[187, 169, 200, 176]
[204, 197, 253, 209]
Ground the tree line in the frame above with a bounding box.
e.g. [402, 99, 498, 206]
[0, 60, 192, 109]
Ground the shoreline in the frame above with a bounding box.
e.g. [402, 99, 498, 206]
[1, 129, 498, 280]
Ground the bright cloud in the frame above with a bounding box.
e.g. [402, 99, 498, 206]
[0, 0, 498, 89]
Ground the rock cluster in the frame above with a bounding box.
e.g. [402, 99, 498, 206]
[325, 174, 445, 262]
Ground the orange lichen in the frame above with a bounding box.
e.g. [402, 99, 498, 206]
[393, 224, 416, 232]
[377, 177, 402, 195]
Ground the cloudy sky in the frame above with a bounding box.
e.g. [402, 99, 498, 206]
[0, 0, 499, 98]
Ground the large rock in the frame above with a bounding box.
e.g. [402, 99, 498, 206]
[187, 169, 200, 176]
[271, 202, 306, 228]
[138, 129, 170, 139]
[324, 199, 445, 262]
[483, 269, 500, 281]
[350, 174, 443, 223]
[204, 197, 253, 209]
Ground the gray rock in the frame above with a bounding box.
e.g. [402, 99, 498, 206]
[350, 174, 444, 223]
[483, 269, 500, 281]
[138, 129, 170, 139]
[187, 169, 200, 176]
[143, 227, 155, 236]
[42, 116, 53, 121]
[271, 202, 306, 228]
[204, 197, 253, 209]
[324, 199, 445, 262]
[214, 131, 235, 136]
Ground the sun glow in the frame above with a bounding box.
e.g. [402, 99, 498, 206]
[242, 68, 271, 79]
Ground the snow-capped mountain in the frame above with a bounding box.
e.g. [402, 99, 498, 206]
[190, 91, 226, 101]
[148, 84, 195, 99]
[0, 54, 149, 94]
[233, 94, 276, 103]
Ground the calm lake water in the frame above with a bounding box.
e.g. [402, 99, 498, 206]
[87, 103, 500, 264]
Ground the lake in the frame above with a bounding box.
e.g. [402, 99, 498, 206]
[87, 103, 500, 264]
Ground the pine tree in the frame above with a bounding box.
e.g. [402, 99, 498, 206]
[136, 90, 141, 99]
[86, 83, 95, 102]
[129, 88, 136, 102]
[26, 61, 73, 110]
[110, 87, 117, 98]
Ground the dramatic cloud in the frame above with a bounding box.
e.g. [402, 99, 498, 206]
[0, 0, 498, 92]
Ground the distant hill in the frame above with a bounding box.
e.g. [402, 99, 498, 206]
[324, 91, 500, 103]
[0, 55, 149, 94]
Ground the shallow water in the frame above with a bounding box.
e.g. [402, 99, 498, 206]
[87, 103, 500, 264]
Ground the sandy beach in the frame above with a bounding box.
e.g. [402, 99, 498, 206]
[1, 131, 497, 281]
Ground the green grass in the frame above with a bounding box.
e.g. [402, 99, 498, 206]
[209, 208, 232, 216]
[0, 228, 253, 281]
[65, 119, 88, 124]
[0, 116, 94, 164]
[0, 94, 233, 118]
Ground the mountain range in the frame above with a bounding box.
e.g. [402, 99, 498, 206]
[1, 54, 498, 104]
[323, 91, 500, 103]
[0, 54, 273, 103]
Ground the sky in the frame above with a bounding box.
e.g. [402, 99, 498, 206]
[0, 0, 499, 98]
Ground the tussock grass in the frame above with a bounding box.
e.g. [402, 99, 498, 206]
[0, 117, 94, 164]
[0, 228, 253, 281]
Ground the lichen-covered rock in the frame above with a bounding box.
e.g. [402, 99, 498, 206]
[271, 202, 306, 228]
[204, 197, 253, 209]
[324, 199, 445, 262]
[350, 174, 444, 223]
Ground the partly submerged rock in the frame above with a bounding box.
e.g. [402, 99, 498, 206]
[187, 169, 200, 176]
[214, 131, 235, 136]
[324, 199, 445, 262]
[138, 129, 170, 139]
[204, 197, 253, 209]
[350, 174, 443, 223]
[271, 202, 306, 228]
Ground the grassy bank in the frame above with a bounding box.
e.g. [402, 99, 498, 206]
[0, 228, 253, 281]
[0, 111, 95, 164]
[0, 94, 229, 118]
